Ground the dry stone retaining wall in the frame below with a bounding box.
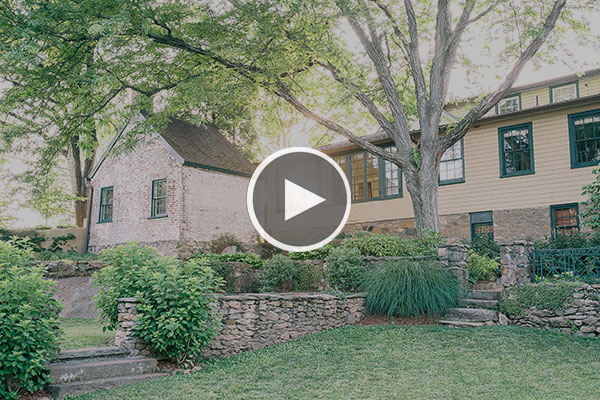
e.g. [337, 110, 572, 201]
[506, 284, 600, 337]
[115, 293, 366, 358]
[499, 241, 534, 288]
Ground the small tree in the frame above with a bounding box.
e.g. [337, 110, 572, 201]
[582, 166, 600, 230]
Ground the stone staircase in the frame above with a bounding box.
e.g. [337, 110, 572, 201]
[46, 347, 167, 399]
[439, 282, 504, 328]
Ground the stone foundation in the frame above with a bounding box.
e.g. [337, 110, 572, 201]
[506, 284, 600, 337]
[115, 293, 366, 358]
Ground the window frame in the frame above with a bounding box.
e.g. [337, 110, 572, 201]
[549, 81, 579, 104]
[98, 186, 114, 223]
[498, 122, 535, 178]
[568, 108, 600, 169]
[470, 211, 494, 241]
[550, 203, 580, 237]
[438, 138, 465, 186]
[150, 178, 168, 219]
[335, 146, 403, 203]
[495, 93, 522, 115]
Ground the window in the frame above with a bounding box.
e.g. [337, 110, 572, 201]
[98, 187, 113, 223]
[498, 122, 535, 177]
[151, 179, 167, 218]
[470, 211, 493, 240]
[496, 94, 521, 115]
[551, 204, 579, 236]
[439, 139, 464, 185]
[550, 81, 578, 103]
[333, 147, 402, 202]
[568, 109, 600, 168]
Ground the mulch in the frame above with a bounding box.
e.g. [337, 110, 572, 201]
[357, 314, 437, 326]
[19, 390, 51, 400]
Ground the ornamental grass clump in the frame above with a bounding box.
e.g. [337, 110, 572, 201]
[0, 239, 61, 399]
[363, 259, 460, 317]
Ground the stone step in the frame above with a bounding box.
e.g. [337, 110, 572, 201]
[53, 347, 130, 362]
[472, 281, 500, 290]
[460, 299, 500, 309]
[438, 320, 487, 328]
[49, 357, 157, 384]
[445, 307, 498, 322]
[467, 289, 503, 301]
[46, 372, 168, 399]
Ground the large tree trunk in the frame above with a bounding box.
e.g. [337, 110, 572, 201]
[404, 162, 440, 236]
[66, 133, 97, 227]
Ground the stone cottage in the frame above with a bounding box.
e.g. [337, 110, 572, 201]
[86, 114, 256, 257]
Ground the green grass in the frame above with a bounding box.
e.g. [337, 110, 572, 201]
[77, 325, 600, 399]
[59, 318, 114, 350]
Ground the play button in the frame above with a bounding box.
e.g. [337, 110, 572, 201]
[284, 179, 326, 221]
[247, 147, 351, 252]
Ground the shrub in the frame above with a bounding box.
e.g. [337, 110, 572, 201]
[0, 228, 46, 251]
[499, 282, 581, 316]
[192, 252, 263, 269]
[340, 230, 445, 257]
[207, 234, 246, 254]
[38, 249, 98, 262]
[94, 243, 179, 329]
[259, 255, 321, 292]
[325, 247, 367, 292]
[362, 259, 459, 317]
[195, 257, 260, 294]
[289, 241, 339, 260]
[467, 250, 499, 283]
[533, 231, 600, 250]
[0, 240, 60, 399]
[134, 260, 223, 365]
[93, 243, 223, 365]
[464, 235, 500, 259]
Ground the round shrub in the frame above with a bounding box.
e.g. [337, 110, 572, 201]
[340, 230, 445, 257]
[135, 260, 223, 365]
[362, 259, 459, 317]
[325, 247, 366, 292]
[93, 243, 223, 365]
[0, 239, 60, 399]
[259, 255, 321, 292]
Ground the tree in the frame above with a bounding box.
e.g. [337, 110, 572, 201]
[582, 166, 600, 231]
[1, 0, 597, 234]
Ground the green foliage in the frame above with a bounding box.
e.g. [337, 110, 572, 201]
[48, 233, 77, 252]
[340, 230, 445, 257]
[259, 255, 322, 292]
[93, 243, 223, 365]
[324, 247, 366, 292]
[464, 235, 500, 259]
[193, 256, 260, 294]
[532, 231, 600, 250]
[135, 260, 223, 365]
[0, 240, 60, 399]
[207, 234, 247, 254]
[362, 259, 459, 317]
[193, 252, 263, 269]
[94, 243, 180, 329]
[499, 282, 581, 316]
[38, 249, 98, 262]
[0, 228, 46, 251]
[289, 242, 339, 260]
[467, 250, 499, 283]
[582, 165, 600, 230]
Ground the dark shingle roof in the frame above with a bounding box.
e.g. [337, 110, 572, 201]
[160, 118, 255, 177]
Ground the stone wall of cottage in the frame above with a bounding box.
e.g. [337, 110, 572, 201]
[505, 284, 600, 337]
[88, 134, 185, 257]
[115, 293, 366, 358]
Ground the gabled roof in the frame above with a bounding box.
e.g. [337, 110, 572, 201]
[88, 114, 255, 180]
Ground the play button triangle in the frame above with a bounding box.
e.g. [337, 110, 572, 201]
[284, 179, 326, 221]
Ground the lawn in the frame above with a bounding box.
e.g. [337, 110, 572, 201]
[59, 318, 114, 350]
[77, 325, 600, 400]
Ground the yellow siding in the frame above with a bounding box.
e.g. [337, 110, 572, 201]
[580, 75, 600, 98]
[348, 103, 600, 223]
[521, 87, 547, 109]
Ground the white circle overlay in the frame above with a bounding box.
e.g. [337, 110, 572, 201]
[246, 147, 351, 252]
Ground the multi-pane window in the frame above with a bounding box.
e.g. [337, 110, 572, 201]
[498, 122, 534, 177]
[151, 179, 167, 217]
[334, 147, 402, 202]
[550, 82, 578, 103]
[99, 187, 113, 223]
[496, 94, 521, 115]
[569, 109, 600, 168]
[439, 140, 464, 185]
[470, 211, 493, 240]
[551, 204, 579, 236]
